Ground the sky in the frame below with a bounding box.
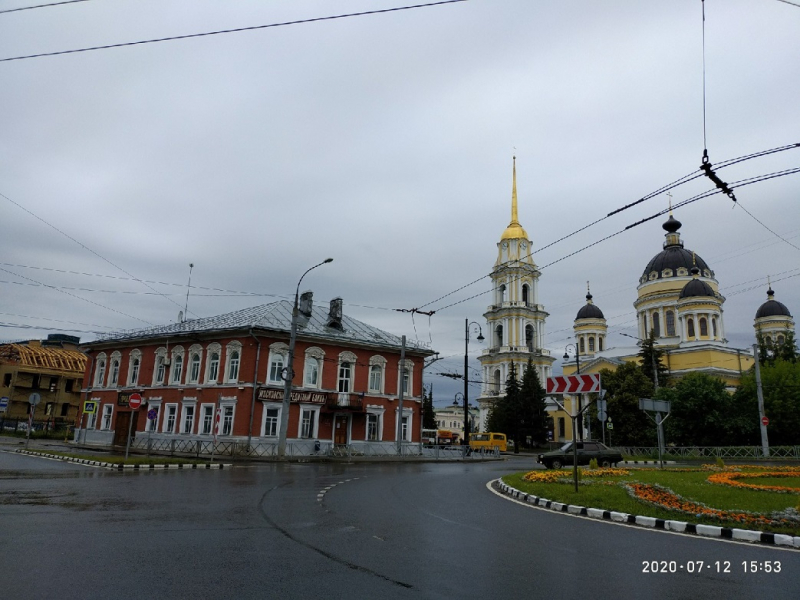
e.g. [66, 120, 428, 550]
[1, 0, 798, 407]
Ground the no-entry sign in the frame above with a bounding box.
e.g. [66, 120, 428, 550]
[762, 416, 769, 426]
[129, 393, 143, 409]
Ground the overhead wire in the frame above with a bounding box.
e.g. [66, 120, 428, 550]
[0, 0, 90, 15]
[0, 0, 469, 62]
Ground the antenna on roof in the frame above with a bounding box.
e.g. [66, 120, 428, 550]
[183, 263, 194, 322]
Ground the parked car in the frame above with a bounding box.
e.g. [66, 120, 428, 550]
[538, 440, 622, 469]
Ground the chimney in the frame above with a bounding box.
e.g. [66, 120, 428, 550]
[299, 291, 313, 318]
[328, 297, 343, 330]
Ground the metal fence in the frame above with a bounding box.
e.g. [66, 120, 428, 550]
[1, 417, 73, 436]
[618, 445, 800, 459]
[126, 436, 500, 460]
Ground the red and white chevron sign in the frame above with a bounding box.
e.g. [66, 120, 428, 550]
[546, 374, 601, 394]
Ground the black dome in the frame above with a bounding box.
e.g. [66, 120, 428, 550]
[679, 277, 715, 299]
[642, 247, 711, 281]
[756, 288, 792, 318]
[576, 303, 605, 319]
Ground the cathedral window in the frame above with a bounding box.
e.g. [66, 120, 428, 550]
[699, 318, 708, 337]
[598, 337, 604, 351]
[579, 338, 585, 353]
[666, 311, 675, 336]
[588, 337, 595, 352]
[495, 325, 503, 348]
[777, 334, 785, 345]
[492, 370, 501, 394]
[687, 318, 695, 338]
[712, 317, 717, 338]
[652, 313, 660, 337]
[522, 284, 530, 306]
[525, 324, 535, 350]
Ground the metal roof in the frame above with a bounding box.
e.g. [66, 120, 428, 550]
[94, 300, 432, 353]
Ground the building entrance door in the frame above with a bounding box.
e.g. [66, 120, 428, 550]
[333, 415, 348, 445]
[113, 411, 131, 446]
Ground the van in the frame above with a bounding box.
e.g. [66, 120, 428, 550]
[469, 432, 507, 452]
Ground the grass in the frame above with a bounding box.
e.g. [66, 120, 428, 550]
[503, 466, 800, 536]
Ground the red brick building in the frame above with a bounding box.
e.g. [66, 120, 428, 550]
[77, 294, 434, 455]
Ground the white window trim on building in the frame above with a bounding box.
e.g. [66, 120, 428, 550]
[87, 397, 101, 428]
[94, 353, 107, 388]
[100, 404, 113, 430]
[181, 398, 197, 434]
[394, 407, 413, 442]
[219, 396, 237, 436]
[163, 403, 178, 433]
[206, 343, 221, 384]
[187, 344, 203, 384]
[145, 399, 162, 432]
[366, 405, 384, 441]
[298, 404, 321, 439]
[109, 351, 121, 388]
[337, 351, 357, 396]
[268, 342, 289, 385]
[397, 359, 414, 397]
[170, 346, 185, 386]
[303, 346, 325, 389]
[224, 341, 243, 384]
[153, 347, 167, 386]
[368, 355, 386, 394]
[261, 402, 282, 437]
[127, 349, 142, 386]
[199, 403, 215, 435]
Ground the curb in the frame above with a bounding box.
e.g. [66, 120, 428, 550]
[14, 449, 232, 470]
[494, 479, 800, 550]
[620, 460, 677, 466]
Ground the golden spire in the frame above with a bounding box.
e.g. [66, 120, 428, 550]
[500, 155, 529, 241]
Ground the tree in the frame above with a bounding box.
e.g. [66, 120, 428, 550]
[486, 362, 521, 449]
[660, 372, 740, 446]
[734, 358, 800, 446]
[639, 329, 669, 389]
[757, 331, 798, 366]
[519, 358, 548, 447]
[600, 362, 656, 447]
[421, 384, 437, 430]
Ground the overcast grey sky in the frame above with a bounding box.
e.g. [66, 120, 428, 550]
[2, 0, 798, 405]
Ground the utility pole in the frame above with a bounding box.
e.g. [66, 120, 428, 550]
[396, 336, 406, 455]
[753, 343, 770, 457]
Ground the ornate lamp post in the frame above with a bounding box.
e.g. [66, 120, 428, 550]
[277, 258, 333, 458]
[464, 320, 484, 445]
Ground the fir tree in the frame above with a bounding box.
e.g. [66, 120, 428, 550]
[422, 384, 437, 430]
[519, 358, 548, 448]
[639, 329, 669, 388]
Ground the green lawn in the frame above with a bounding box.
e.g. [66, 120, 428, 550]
[503, 467, 800, 536]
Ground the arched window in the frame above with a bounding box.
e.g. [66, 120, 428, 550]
[598, 337, 604, 351]
[699, 317, 708, 337]
[579, 338, 585, 353]
[338, 362, 352, 393]
[712, 317, 717, 338]
[588, 337, 595, 352]
[525, 324, 535, 350]
[522, 284, 530, 306]
[129, 358, 140, 385]
[499, 284, 506, 303]
[207, 352, 220, 382]
[305, 357, 320, 387]
[492, 369, 501, 394]
[94, 357, 106, 387]
[189, 353, 201, 383]
[495, 325, 503, 348]
[369, 365, 382, 392]
[666, 311, 675, 336]
[110, 359, 120, 386]
[687, 318, 695, 338]
[171, 354, 183, 384]
[777, 334, 785, 345]
[227, 350, 240, 382]
[652, 312, 661, 337]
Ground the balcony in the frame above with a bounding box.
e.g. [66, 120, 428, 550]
[481, 346, 551, 357]
[325, 393, 364, 411]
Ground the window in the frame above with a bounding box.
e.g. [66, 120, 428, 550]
[522, 284, 530, 306]
[146, 405, 160, 432]
[109, 360, 120, 386]
[588, 337, 595, 352]
[207, 352, 220, 383]
[304, 357, 319, 387]
[300, 408, 317, 438]
[200, 404, 214, 434]
[598, 337, 604, 351]
[221, 405, 234, 435]
[652, 312, 661, 337]
[188, 353, 201, 383]
[87, 409, 98, 429]
[101, 404, 113, 430]
[129, 358, 140, 386]
[397, 413, 411, 441]
[558, 417, 566, 438]
[94, 358, 106, 387]
[369, 365, 382, 392]
[154, 355, 166, 386]
[269, 355, 284, 383]
[402, 368, 410, 395]
[60, 403, 70, 417]
[712, 317, 718, 338]
[495, 325, 503, 347]
[264, 406, 279, 437]
[181, 405, 195, 434]
[367, 413, 380, 441]
[687, 318, 695, 338]
[492, 369, 501, 394]
[525, 324, 534, 350]
[579, 338, 585, 353]
[227, 351, 240, 382]
[777, 334, 785, 345]
[666, 311, 676, 336]
[163, 404, 177, 433]
[3, 373, 11, 387]
[699, 317, 708, 337]
[338, 362, 351, 393]
[171, 355, 183, 384]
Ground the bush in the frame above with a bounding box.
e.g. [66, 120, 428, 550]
[589, 458, 599, 470]
[716, 457, 725, 469]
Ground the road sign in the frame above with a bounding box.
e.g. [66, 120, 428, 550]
[762, 416, 769, 426]
[546, 373, 601, 394]
[29, 392, 41, 406]
[607, 421, 613, 429]
[639, 398, 670, 413]
[147, 409, 157, 420]
[129, 393, 143, 410]
[0, 396, 8, 411]
[598, 410, 607, 422]
[83, 400, 97, 414]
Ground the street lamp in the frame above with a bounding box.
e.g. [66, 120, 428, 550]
[277, 258, 333, 457]
[464, 320, 484, 445]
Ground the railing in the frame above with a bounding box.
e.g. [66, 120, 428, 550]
[618, 446, 800, 459]
[481, 346, 550, 356]
[120, 436, 501, 460]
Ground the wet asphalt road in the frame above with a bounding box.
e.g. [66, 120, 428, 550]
[1, 449, 798, 600]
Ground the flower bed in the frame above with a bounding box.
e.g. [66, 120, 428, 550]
[707, 469, 800, 494]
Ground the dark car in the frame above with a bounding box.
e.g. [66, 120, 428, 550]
[537, 440, 622, 469]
